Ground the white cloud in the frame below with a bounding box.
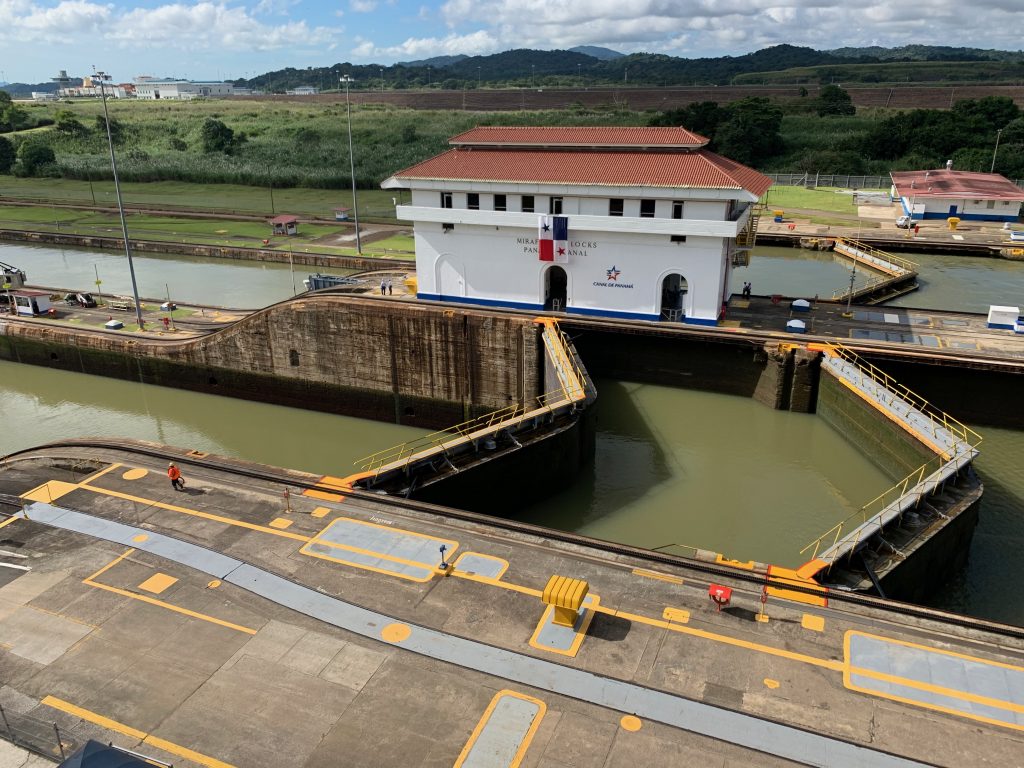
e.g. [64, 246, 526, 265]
[425, 0, 1024, 59]
[3, 0, 339, 50]
[353, 29, 499, 59]
[350, 0, 376, 11]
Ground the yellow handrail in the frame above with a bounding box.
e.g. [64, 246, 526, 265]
[835, 238, 918, 273]
[822, 344, 982, 449]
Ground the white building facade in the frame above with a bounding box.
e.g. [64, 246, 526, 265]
[133, 81, 234, 100]
[382, 127, 770, 325]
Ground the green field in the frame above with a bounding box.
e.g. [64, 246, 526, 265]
[761, 186, 861, 214]
[0, 176, 403, 220]
[0, 204, 415, 259]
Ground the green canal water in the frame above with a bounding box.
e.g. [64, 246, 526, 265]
[3, 243, 1024, 625]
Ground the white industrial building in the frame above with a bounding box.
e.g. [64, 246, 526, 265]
[133, 80, 234, 100]
[382, 126, 770, 324]
[891, 168, 1024, 223]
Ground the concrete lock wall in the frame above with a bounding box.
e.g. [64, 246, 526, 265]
[0, 298, 541, 430]
[815, 369, 937, 481]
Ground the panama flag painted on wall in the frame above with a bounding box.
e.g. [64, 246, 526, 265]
[538, 215, 569, 263]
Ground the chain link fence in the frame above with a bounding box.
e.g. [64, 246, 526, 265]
[767, 172, 1024, 189]
[0, 702, 75, 762]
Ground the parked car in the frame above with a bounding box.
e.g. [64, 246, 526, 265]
[63, 292, 97, 307]
[896, 215, 913, 229]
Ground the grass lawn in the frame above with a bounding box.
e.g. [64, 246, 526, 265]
[0, 176, 403, 220]
[369, 234, 415, 252]
[762, 186, 860, 214]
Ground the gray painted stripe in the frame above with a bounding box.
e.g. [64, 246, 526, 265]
[849, 633, 1024, 727]
[461, 695, 542, 767]
[23, 503, 926, 768]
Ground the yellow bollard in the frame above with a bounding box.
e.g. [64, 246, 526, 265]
[542, 575, 589, 627]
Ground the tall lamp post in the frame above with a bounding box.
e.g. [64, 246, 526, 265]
[94, 68, 145, 330]
[340, 75, 362, 254]
[990, 128, 1004, 173]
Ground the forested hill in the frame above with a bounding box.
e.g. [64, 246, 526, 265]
[238, 44, 1024, 93]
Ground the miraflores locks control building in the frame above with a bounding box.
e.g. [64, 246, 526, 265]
[382, 126, 772, 324]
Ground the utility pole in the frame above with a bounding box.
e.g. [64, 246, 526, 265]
[990, 128, 1004, 173]
[341, 75, 362, 254]
[94, 68, 145, 330]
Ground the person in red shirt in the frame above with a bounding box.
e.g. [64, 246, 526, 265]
[168, 462, 185, 491]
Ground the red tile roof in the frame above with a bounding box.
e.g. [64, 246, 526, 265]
[269, 215, 299, 224]
[890, 170, 1024, 201]
[449, 126, 709, 148]
[392, 148, 772, 197]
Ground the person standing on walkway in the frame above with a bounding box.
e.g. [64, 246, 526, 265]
[168, 462, 185, 491]
[380, 278, 386, 295]
[387, 278, 393, 295]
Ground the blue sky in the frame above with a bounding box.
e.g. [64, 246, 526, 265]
[1, 0, 1021, 84]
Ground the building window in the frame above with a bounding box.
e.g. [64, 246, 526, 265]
[442, 223, 454, 233]
[670, 235, 687, 244]
[522, 195, 535, 213]
[987, 200, 995, 209]
[467, 193, 480, 210]
[609, 198, 624, 217]
[640, 200, 656, 218]
[672, 201, 684, 220]
[494, 194, 507, 211]
[441, 192, 453, 209]
[549, 197, 563, 215]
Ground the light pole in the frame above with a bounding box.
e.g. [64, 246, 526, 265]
[341, 75, 362, 254]
[990, 128, 1003, 173]
[380, 67, 384, 93]
[94, 68, 145, 330]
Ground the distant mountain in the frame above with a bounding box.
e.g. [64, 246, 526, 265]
[2, 82, 57, 97]
[400, 55, 468, 69]
[569, 46, 624, 60]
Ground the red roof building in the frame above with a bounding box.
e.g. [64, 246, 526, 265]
[890, 169, 1024, 222]
[381, 126, 771, 325]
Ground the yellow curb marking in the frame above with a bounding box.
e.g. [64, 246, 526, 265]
[455, 691, 546, 768]
[381, 623, 411, 643]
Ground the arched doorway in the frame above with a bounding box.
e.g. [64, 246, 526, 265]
[544, 266, 568, 311]
[660, 274, 688, 321]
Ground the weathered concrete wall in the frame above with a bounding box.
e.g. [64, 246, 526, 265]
[0, 297, 540, 430]
[816, 370, 937, 481]
[564, 324, 765, 397]
[789, 348, 820, 414]
[752, 343, 791, 409]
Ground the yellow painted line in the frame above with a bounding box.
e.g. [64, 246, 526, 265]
[78, 463, 124, 486]
[138, 573, 178, 595]
[453, 570, 542, 597]
[0, 515, 20, 530]
[269, 517, 293, 529]
[299, 544, 437, 583]
[848, 665, 1024, 717]
[633, 568, 683, 585]
[454, 690, 546, 768]
[301, 489, 344, 502]
[84, 550, 257, 635]
[311, 506, 331, 518]
[716, 555, 756, 570]
[848, 630, 1024, 673]
[41, 696, 237, 768]
[802, 614, 825, 632]
[80, 484, 310, 542]
[598, 607, 843, 672]
[454, 552, 510, 580]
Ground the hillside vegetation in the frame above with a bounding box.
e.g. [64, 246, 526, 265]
[1, 91, 1021, 189]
